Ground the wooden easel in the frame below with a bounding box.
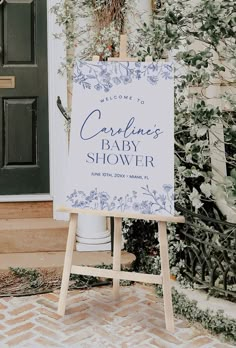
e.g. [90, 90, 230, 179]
[57, 35, 185, 333]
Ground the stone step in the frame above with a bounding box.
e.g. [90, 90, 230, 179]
[0, 201, 53, 219]
[0, 250, 135, 271]
[0, 218, 69, 253]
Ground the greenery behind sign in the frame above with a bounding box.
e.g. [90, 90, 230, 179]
[128, 0, 236, 297]
[51, 0, 236, 297]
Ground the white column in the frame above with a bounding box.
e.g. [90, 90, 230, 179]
[76, 216, 111, 251]
[49, 4, 112, 251]
[72, 13, 111, 252]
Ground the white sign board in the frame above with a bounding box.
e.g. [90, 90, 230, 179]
[66, 61, 174, 216]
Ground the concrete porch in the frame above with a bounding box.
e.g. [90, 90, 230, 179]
[0, 202, 68, 254]
[0, 201, 135, 272]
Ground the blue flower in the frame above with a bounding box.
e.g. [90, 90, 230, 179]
[72, 200, 79, 207]
[163, 184, 173, 193]
[162, 71, 172, 80]
[67, 186, 173, 215]
[110, 202, 116, 210]
[140, 201, 152, 214]
[132, 202, 140, 211]
[100, 201, 108, 210]
[148, 64, 156, 72]
[120, 75, 132, 84]
[165, 64, 173, 72]
[147, 76, 159, 85]
[77, 201, 87, 208]
[99, 192, 110, 201]
[135, 70, 142, 80]
[101, 78, 110, 85]
[67, 189, 77, 201]
[154, 64, 159, 72]
[112, 77, 121, 85]
[76, 62, 172, 92]
[89, 190, 97, 199]
[94, 84, 102, 91]
[73, 72, 83, 83]
[85, 196, 93, 203]
[100, 72, 110, 80]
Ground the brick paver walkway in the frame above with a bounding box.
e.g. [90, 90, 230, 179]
[0, 284, 234, 347]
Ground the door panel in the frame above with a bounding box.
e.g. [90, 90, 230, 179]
[3, 1, 35, 65]
[0, 0, 49, 195]
[4, 98, 37, 165]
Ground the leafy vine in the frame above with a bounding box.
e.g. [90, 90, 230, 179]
[51, 0, 236, 301]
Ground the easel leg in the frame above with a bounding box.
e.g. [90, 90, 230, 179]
[113, 217, 122, 300]
[158, 221, 175, 332]
[58, 213, 78, 316]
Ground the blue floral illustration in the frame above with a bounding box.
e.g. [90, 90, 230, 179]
[73, 61, 173, 92]
[67, 184, 174, 215]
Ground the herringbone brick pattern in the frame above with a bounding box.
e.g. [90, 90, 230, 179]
[0, 284, 234, 347]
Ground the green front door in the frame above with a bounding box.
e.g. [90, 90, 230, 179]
[0, 0, 49, 195]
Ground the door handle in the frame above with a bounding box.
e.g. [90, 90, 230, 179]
[0, 76, 15, 88]
[0, 0, 4, 5]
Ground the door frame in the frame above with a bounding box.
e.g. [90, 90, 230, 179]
[0, 0, 68, 205]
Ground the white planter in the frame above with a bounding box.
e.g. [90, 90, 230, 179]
[76, 215, 111, 251]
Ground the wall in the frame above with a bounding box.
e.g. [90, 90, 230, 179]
[48, 0, 68, 220]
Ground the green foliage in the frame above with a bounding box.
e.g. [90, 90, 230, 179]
[134, 0, 236, 213]
[69, 273, 98, 288]
[123, 219, 187, 283]
[51, 0, 136, 69]
[171, 288, 236, 342]
[124, 0, 236, 302]
[9, 267, 41, 289]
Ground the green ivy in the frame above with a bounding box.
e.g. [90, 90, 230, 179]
[123, 219, 187, 284]
[127, 0, 236, 299]
[9, 267, 41, 289]
[51, 0, 136, 70]
[171, 288, 236, 343]
[134, 0, 236, 212]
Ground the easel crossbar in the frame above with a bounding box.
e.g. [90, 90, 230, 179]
[71, 265, 163, 284]
[57, 207, 185, 224]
